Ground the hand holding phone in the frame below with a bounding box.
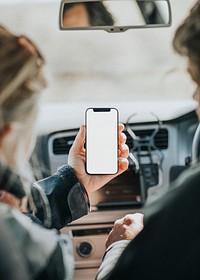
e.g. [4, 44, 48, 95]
[68, 121, 129, 194]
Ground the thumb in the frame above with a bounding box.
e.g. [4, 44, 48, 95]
[70, 125, 85, 152]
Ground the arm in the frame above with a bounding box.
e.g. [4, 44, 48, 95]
[32, 124, 129, 230]
[96, 240, 130, 280]
[96, 213, 144, 280]
[32, 165, 90, 230]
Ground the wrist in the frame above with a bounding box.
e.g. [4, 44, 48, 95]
[66, 165, 91, 211]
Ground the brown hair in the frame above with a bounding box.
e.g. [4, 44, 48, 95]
[173, 1, 200, 71]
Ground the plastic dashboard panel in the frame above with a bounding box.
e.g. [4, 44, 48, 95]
[46, 112, 198, 197]
[31, 110, 198, 280]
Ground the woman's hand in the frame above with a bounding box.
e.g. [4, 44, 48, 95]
[68, 124, 129, 194]
[105, 213, 144, 248]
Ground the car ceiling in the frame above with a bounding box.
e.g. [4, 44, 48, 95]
[0, 0, 197, 105]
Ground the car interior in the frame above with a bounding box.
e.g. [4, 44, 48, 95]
[0, 0, 199, 279]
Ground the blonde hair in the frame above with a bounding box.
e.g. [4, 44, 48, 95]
[0, 25, 46, 132]
[0, 25, 46, 194]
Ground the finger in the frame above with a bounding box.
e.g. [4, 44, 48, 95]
[119, 132, 127, 145]
[123, 213, 144, 235]
[118, 158, 129, 174]
[114, 218, 124, 227]
[70, 125, 85, 152]
[119, 144, 129, 158]
[130, 213, 144, 228]
[118, 123, 124, 133]
[124, 213, 144, 225]
[123, 215, 137, 226]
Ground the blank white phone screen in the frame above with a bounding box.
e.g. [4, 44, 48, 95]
[86, 108, 118, 174]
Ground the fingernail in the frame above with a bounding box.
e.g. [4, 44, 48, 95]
[120, 157, 127, 162]
[122, 144, 128, 150]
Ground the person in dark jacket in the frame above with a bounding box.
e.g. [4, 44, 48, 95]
[0, 24, 129, 280]
[96, 1, 200, 280]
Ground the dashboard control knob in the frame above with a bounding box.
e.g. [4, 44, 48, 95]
[76, 241, 93, 257]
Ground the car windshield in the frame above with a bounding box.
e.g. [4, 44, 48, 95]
[0, 0, 197, 104]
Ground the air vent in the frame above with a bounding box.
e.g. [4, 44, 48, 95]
[53, 135, 76, 155]
[125, 128, 168, 150]
[52, 128, 168, 155]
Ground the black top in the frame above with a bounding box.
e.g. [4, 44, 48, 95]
[97, 163, 200, 280]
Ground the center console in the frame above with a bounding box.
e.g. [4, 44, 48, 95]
[60, 164, 158, 280]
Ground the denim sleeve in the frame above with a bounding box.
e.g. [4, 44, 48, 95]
[33, 165, 90, 230]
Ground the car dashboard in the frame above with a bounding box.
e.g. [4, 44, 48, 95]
[30, 99, 198, 280]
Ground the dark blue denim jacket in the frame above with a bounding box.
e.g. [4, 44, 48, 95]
[0, 164, 90, 230]
[33, 165, 90, 230]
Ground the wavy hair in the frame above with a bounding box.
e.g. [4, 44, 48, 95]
[173, 1, 200, 71]
[0, 24, 46, 196]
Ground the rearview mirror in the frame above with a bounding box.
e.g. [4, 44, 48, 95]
[59, 0, 172, 32]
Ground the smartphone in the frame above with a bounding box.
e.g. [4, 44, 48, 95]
[86, 108, 118, 175]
